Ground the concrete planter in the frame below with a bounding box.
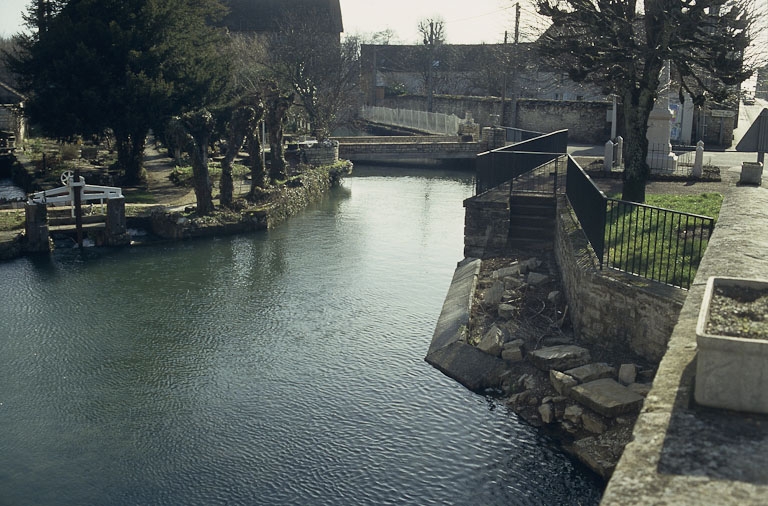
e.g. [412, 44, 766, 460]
[695, 276, 768, 413]
[739, 161, 763, 185]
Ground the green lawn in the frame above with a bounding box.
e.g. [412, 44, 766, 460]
[605, 193, 723, 288]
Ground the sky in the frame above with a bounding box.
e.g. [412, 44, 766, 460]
[0, 0, 533, 43]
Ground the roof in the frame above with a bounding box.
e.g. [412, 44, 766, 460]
[0, 81, 26, 104]
[361, 43, 538, 73]
[221, 0, 343, 33]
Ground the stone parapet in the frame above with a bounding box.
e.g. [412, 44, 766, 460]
[602, 181, 768, 505]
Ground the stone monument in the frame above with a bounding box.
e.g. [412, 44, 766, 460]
[646, 61, 678, 172]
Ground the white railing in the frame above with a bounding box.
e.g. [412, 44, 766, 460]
[29, 171, 123, 217]
[361, 106, 461, 136]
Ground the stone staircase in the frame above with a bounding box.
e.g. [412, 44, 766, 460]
[507, 194, 556, 249]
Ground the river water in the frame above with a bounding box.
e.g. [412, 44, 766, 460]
[0, 166, 602, 505]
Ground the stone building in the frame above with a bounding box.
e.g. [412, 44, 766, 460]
[0, 81, 26, 152]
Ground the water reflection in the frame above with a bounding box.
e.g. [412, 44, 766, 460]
[0, 165, 601, 505]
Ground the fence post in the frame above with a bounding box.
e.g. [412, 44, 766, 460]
[604, 140, 614, 172]
[693, 140, 704, 178]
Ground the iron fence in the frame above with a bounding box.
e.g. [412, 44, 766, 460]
[510, 155, 566, 195]
[565, 155, 715, 289]
[476, 129, 568, 194]
[565, 157, 607, 262]
[604, 199, 714, 289]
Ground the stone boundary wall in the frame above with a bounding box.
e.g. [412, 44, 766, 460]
[334, 135, 460, 144]
[376, 95, 611, 143]
[516, 99, 611, 144]
[553, 195, 686, 362]
[377, 95, 510, 128]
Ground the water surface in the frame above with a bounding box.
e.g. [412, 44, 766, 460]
[0, 166, 602, 505]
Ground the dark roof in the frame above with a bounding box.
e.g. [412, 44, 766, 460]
[221, 0, 343, 33]
[0, 81, 26, 104]
[361, 43, 538, 73]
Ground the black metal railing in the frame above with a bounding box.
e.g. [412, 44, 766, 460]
[476, 129, 568, 193]
[565, 155, 715, 289]
[565, 157, 607, 262]
[604, 200, 715, 289]
[510, 155, 566, 195]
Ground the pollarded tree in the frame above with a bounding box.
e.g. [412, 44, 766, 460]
[166, 110, 216, 215]
[7, 0, 230, 184]
[536, 0, 756, 202]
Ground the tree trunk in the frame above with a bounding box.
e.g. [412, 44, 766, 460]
[621, 110, 650, 203]
[247, 132, 268, 197]
[116, 129, 147, 185]
[190, 131, 214, 215]
[620, 82, 659, 203]
[220, 130, 244, 209]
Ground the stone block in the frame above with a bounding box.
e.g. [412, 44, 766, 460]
[566, 363, 616, 384]
[425, 341, 509, 392]
[539, 402, 555, 424]
[570, 378, 644, 418]
[582, 411, 608, 434]
[492, 263, 520, 279]
[498, 303, 517, 319]
[527, 272, 550, 286]
[504, 275, 525, 290]
[529, 345, 591, 372]
[618, 363, 638, 386]
[501, 345, 523, 362]
[482, 280, 504, 308]
[477, 324, 506, 357]
[550, 369, 579, 395]
[564, 404, 583, 424]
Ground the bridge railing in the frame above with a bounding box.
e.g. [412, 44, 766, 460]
[475, 129, 568, 194]
[361, 106, 461, 136]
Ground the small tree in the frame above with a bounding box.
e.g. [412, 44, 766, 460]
[268, 8, 360, 140]
[536, 0, 756, 202]
[166, 110, 215, 216]
[264, 84, 295, 183]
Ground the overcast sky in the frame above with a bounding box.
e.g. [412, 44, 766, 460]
[0, 0, 534, 44]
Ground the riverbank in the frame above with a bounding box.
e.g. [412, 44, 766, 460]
[427, 251, 653, 482]
[0, 143, 352, 260]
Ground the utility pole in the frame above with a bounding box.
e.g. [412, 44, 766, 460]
[501, 30, 508, 126]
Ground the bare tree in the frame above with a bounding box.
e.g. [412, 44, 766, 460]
[166, 110, 216, 215]
[536, 0, 758, 202]
[417, 17, 446, 112]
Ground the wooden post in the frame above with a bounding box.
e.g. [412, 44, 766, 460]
[73, 168, 83, 248]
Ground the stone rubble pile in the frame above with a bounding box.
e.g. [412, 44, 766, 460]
[471, 256, 655, 479]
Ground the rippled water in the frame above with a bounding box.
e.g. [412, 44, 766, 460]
[0, 166, 602, 505]
[0, 178, 26, 202]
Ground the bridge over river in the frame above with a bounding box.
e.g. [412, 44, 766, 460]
[333, 135, 488, 164]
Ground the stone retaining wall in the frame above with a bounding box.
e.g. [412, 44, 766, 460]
[150, 165, 343, 240]
[463, 184, 510, 258]
[554, 195, 686, 362]
[462, 187, 685, 362]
